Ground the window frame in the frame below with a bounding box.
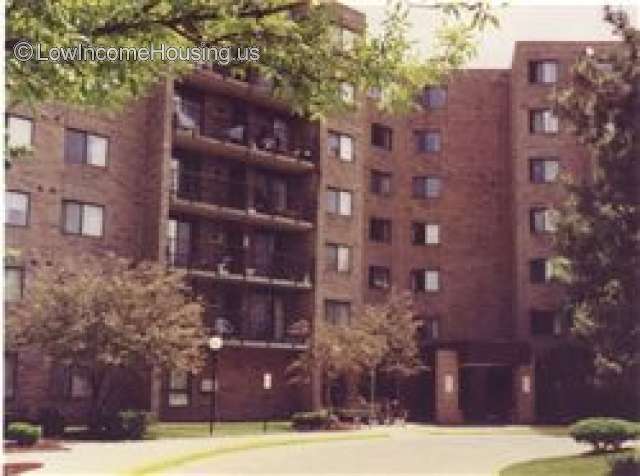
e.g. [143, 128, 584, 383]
[530, 207, 558, 234]
[5, 190, 30, 227]
[412, 222, 440, 246]
[369, 217, 392, 243]
[5, 352, 17, 400]
[6, 114, 34, 149]
[370, 170, 392, 196]
[64, 128, 109, 168]
[368, 265, 391, 290]
[326, 242, 351, 273]
[4, 266, 25, 303]
[371, 123, 393, 151]
[324, 300, 351, 325]
[328, 131, 354, 162]
[412, 176, 442, 199]
[530, 309, 563, 337]
[529, 109, 559, 135]
[422, 86, 447, 108]
[167, 369, 191, 407]
[326, 188, 353, 217]
[529, 157, 560, 184]
[415, 129, 442, 153]
[529, 258, 554, 284]
[61, 200, 105, 238]
[412, 268, 441, 293]
[528, 60, 559, 85]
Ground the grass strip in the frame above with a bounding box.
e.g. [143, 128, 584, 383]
[125, 433, 388, 476]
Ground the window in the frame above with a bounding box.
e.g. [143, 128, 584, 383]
[369, 218, 392, 243]
[325, 300, 351, 325]
[65, 129, 108, 167]
[331, 26, 357, 51]
[530, 310, 563, 336]
[529, 60, 558, 84]
[327, 188, 352, 216]
[70, 369, 92, 398]
[369, 266, 391, 289]
[530, 158, 560, 183]
[5, 353, 16, 400]
[341, 83, 355, 104]
[416, 130, 441, 153]
[530, 207, 558, 234]
[4, 267, 24, 302]
[167, 219, 192, 266]
[530, 109, 559, 134]
[5, 191, 29, 226]
[412, 269, 440, 292]
[371, 123, 392, 150]
[422, 318, 440, 341]
[62, 201, 104, 237]
[412, 222, 440, 245]
[174, 93, 202, 131]
[412, 177, 442, 199]
[7, 116, 33, 148]
[422, 87, 447, 108]
[168, 370, 190, 407]
[328, 132, 354, 162]
[370, 170, 392, 196]
[326, 243, 351, 273]
[529, 258, 555, 283]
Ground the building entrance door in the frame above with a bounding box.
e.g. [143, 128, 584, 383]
[460, 364, 513, 423]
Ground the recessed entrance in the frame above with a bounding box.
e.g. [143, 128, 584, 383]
[460, 364, 514, 423]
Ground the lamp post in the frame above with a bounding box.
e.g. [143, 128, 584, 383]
[208, 335, 223, 437]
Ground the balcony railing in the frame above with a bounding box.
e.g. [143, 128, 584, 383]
[171, 170, 316, 223]
[204, 311, 307, 345]
[167, 246, 313, 285]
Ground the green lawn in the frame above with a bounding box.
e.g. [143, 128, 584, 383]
[148, 421, 293, 439]
[499, 449, 636, 476]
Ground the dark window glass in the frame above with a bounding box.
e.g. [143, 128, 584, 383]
[530, 309, 563, 336]
[371, 123, 392, 150]
[416, 130, 441, 153]
[325, 300, 351, 325]
[370, 218, 392, 243]
[529, 258, 551, 283]
[5, 353, 16, 399]
[370, 171, 392, 195]
[65, 129, 86, 164]
[369, 266, 391, 289]
[412, 177, 442, 199]
[528, 60, 558, 84]
[422, 87, 447, 108]
[530, 158, 560, 183]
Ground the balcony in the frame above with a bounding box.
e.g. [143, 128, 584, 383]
[204, 311, 308, 350]
[173, 105, 316, 174]
[170, 171, 315, 231]
[168, 246, 313, 290]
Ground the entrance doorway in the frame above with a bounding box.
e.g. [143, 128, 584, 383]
[460, 365, 513, 423]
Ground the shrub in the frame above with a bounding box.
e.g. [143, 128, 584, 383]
[569, 418, 640, 452]
[607, 453, 640, 476]
[100, 410, 153, 440]
[37, 407, 65, 437]
[6, 422, 41, 446]
[291, 410, 331, 431]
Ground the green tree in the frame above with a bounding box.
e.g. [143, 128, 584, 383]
[6, 0, 497, 115]
[6, 253, 207, 433]
[554, 7, 640, 382]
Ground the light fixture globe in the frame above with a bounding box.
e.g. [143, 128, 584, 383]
[208, 335, 223, 351]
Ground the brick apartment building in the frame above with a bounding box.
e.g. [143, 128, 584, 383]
[4, 5, 612, 424]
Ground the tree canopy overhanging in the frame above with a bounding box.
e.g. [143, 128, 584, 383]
[6, 0, 498, 116]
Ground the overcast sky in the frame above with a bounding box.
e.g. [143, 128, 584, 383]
[341, 1, 639, 68]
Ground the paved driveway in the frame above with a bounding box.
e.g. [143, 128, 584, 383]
[162, 427, 586, 476]
[4, 426, 589, 476]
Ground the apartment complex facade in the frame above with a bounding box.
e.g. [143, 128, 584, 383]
[4, 5, 610, 424]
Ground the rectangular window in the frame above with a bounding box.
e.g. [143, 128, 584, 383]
[529, 258, 555, 283]
[369, 266, 391, 289]
[412, 269, 440, 293]
[328, 132, 354, 162]
[70, 369, 92, 399]
[370, 170, 392, 196]
[5, 353, 16, 400]
[325, 300, 351, 325]
[5, 191, 29, 226]
[174, 93, 202, 131]
[530, 310, 563, 336]
[412, 177, 442, 199]
[65, 129, 108, 167]
[416, 130, 441, 153]
[530, 109, 559, 134]
[371, 123, 392, 150]
[530, 207, 558, 234]
[422, 87, 447, 108]
[7, 116, 33, 149]
[412, 222, 440, 245]
[326, 243, 351, 273]
[168, 370, 190, 407]
[341, 83, 355, 104]
[422, 318, 440, 341]
[62, 201, 104, 237]
[528, 60, 559, 84]
[4, 267, 24, 302]
[369, 218, 392, 243]
[326, 188, 352, 216]
[530, 158, 560, 183]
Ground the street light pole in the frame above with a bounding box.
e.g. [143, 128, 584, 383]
[208, 336, 223, 437]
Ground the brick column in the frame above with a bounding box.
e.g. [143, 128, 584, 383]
[435, 350, 463, 424]
[514, 364, 535, 423]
